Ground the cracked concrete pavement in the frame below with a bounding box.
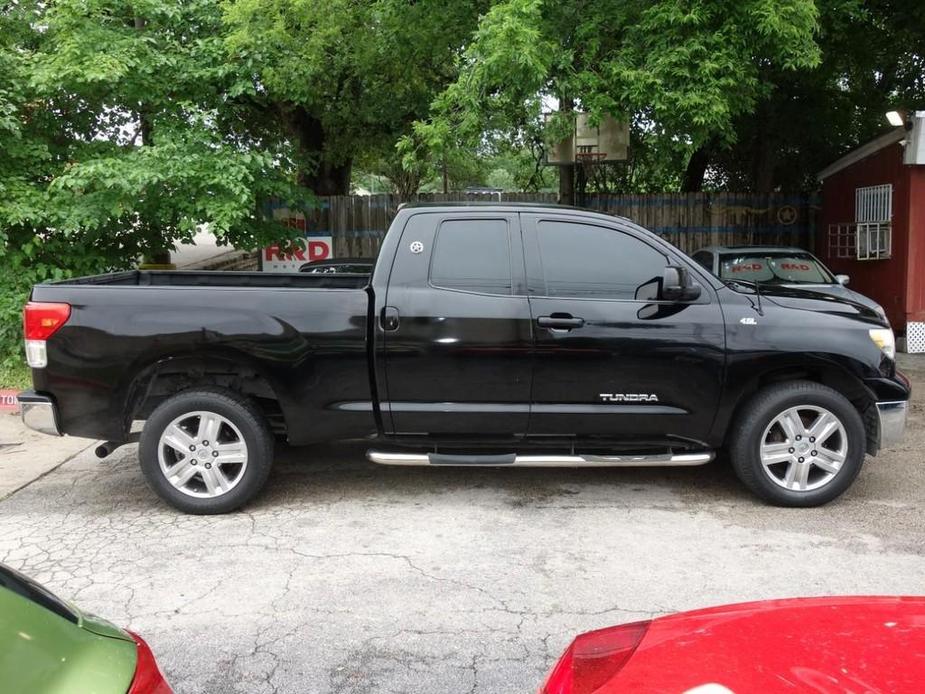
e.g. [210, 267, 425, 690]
[1, 355, 923, 693]
[0, 411, 92, 499]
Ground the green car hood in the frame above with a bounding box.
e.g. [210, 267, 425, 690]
[0, 587, 137, 694]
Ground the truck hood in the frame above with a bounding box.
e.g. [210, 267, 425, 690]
[731, 283, 884, 324]
[779, 282, 885, 317]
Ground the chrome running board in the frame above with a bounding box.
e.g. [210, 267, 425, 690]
[366, 450, 714, 467]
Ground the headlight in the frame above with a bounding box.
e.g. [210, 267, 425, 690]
[869, 328, 896, 359]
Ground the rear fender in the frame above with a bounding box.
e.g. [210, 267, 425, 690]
[120, 349, 290, 439]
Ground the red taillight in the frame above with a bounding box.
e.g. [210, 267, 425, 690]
[23, 302, 71, 340]
[127, 631, 173, 694]
[540, 620, 650, 694]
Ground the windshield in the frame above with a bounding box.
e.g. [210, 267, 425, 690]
[0, 563, 78, 624]
[718, 252, 835, 285]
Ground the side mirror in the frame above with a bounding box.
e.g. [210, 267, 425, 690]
[661, 266, 702, 302]
[835, 274, 850, 286]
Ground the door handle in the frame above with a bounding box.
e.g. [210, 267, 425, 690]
[381, 306, 400, 332]
[537, 314, 584, 330]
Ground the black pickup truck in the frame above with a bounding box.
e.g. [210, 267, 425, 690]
[19, 203, 909, 513]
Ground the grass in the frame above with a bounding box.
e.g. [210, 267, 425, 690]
[0, 359, 30, 390]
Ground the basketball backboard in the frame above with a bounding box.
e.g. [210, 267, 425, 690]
[546, 112, 629, 165]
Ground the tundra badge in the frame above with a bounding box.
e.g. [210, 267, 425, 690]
[599, 393, 659, 402]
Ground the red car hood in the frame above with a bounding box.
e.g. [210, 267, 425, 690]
[610, 596, 925, 693]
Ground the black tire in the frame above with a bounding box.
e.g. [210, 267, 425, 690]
[729, 381, 866, 507]
[138, 388, 274, 514]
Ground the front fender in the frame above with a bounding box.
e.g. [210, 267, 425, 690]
[711, 294, 902, 447]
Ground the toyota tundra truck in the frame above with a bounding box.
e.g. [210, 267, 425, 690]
[18, 203, 910, 513]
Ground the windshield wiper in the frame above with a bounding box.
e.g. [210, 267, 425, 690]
[722, 278, 764, 316]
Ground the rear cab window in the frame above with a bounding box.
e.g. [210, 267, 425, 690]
[430, 219, 513, 295]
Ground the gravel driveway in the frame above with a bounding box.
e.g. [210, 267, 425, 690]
[2, 357, 923, 693]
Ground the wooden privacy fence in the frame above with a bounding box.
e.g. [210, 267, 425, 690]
[271, 192, 818, 259]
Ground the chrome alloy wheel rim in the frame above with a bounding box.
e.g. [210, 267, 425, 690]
[759, 405, 848, 492]
[157, 411, 248, 498]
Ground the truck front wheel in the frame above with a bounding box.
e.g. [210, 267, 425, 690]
[138, 389, 274, 514]
[729, 381, 866, 507]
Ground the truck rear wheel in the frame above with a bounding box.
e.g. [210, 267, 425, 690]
[729, 381, 866, 507]
[138, 389, 274, 514]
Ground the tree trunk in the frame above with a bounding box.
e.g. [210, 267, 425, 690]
[298, 160, 352, 196]
[286, 106, 352, 196]
[750, 113, 778, 192]
[681, 140, 714, 192]
[752, 145, 778, 192]
[558, 97, 575, 205]
[749, 92, 778, 192]
[559, 163, 575, 205]
[134, 16, 152, 148]
[388, 165, 422, 201]
[133, 13, 169, 264]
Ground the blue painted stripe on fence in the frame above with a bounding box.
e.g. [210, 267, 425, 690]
[321, 229, 389, 238]
[264, 194, 820, 217]
[317, 226, 808, 239]
[585, 194, 819, 207]
[650, 225, 811, 235]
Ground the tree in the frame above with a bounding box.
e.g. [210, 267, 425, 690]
[409, 0, 822, 199]
[0, 0, 302, 378]
[20, 0, 303, 261]
[709, 0, 925, 191]
[223, 0, 489, 195]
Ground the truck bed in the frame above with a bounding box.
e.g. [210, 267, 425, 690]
[30, 270, 376, 445]
[51, 270, 369, 290]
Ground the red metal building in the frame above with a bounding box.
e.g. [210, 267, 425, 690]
[817, 115, 925, 350]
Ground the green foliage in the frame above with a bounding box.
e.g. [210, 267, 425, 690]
[712, 0, 925, 190]
[478, 146, 556, 192]
[356, 141, 555, 195]
[2, 0, 304, 254]
[0, 234, 103, 385]
[485, 167, 516, 191]
[28, 0, 303, 253]
[223, 0, 488, 191]
[410, 0, 821, 186]
[0, 0, 304, 371]
[408, 0, 923, 193]
[0, 360, 30, 391]
[0, 0, 922, 383]
[599, 0, 819, 140]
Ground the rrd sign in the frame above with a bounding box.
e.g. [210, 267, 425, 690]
[262, 206, 334, 272]
[262, 236, 333, 272]
[0, 389, 19, 412]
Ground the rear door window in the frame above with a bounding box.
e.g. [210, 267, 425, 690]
[430, 219, 513, 295]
